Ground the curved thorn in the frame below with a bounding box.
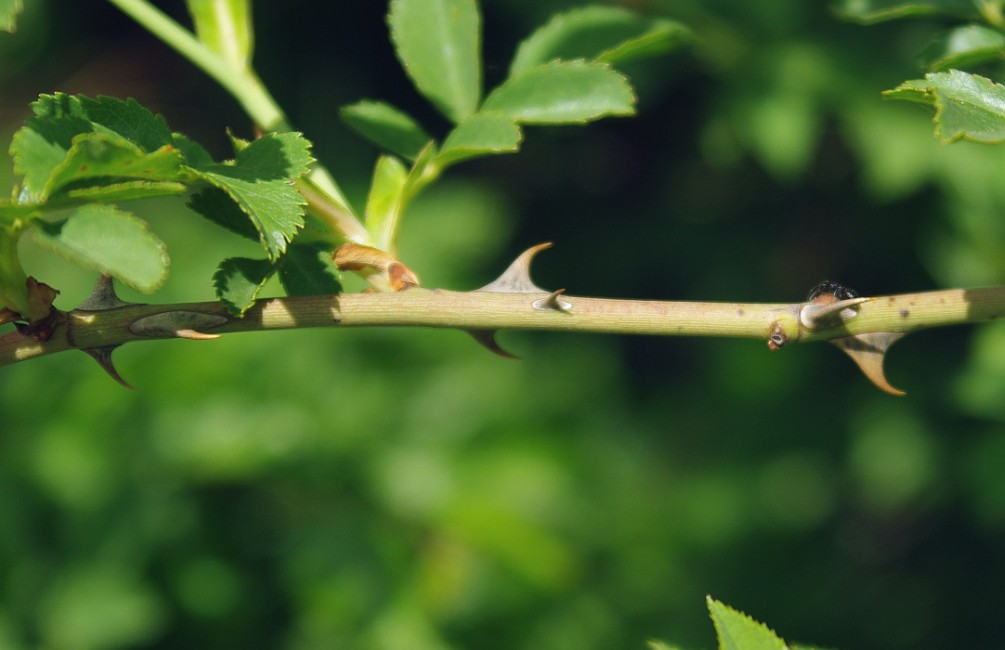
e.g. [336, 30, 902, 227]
[174, 329, 221, 341]
[831, 332, 906, 396]
[466, 329, 519, 359]
[477, 242, 553, 294]
[80, 346, 134, 390]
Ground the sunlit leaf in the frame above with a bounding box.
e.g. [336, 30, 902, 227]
[884, 70, 1005, 143]
[509, 5, 690, 76]
[364, 155, 408, 250]
[341, 99, 432, 161]
[44, 133, 185, 199]
[708, 597, 788, 650]
[437, 112, 523, 166]
[482, 60, 635, 124]
[187, 132, 313, 260]
[388, 0, 482, 123]
[32, 205, 169, 293]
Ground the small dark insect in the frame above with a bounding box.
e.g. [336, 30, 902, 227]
[807, 280, 858, 303]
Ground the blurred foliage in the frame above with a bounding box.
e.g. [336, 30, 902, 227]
[2, 1, 1005, 649]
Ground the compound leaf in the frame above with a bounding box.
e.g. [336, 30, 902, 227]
[510, 5, 690, 76]
[708, 598, 788, 650]
[884, 70, 1005, 143]
[482, 60, 635, 124]
[341, 99, 432, 161]
[389, 0, 482, 123]
[32, 204, 169, 293]
[213, 256, 274, 316]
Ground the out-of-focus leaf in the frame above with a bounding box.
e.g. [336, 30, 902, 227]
[923, 23, 1005, 71]
[509, 5, 690, 76]
[884, 70, 1005, 143]
[341, 100, 432, 161]
[834, 0, 979, 23]
[388, 0, 482, 123]
[188, 132, 313, 260]
[0, 0, 21, 32]
[278, 243, 341, 296]
[482, 60, 635, 124]
[213, 256, 274, 316]
[364, 155, 408, 251]
[707, 597, 788, 650]
[186, 0, 254, 69]
[0, 224, 27, 315]
[10, 115, 93, 202]
[32, 205, 169, 293]
[437, 112, 523, 166]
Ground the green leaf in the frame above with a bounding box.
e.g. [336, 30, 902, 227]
[32, 205, 169, 293]
[364, 155, 408, 251]
[388, 0, 482, 123]
[834, 0, 979, 23]
[44, 133, 185, 200]
[884, 70, 1005, 143]
[340, 100, 432, 161]
[10, 115, 94, 202]
[437, 112, 523, 166]
[188, 132, 313, 260]
[482, 60, 635, 124]
[708, 597, 788, 650]
[0, 0, 22, 32]
[75, 96, 175, 151]
[278, 243, 341, 297]
[213, 256, 274, 316]
[186, 0, 254, 70]
[59, 180, 187, 205]
[509, 5, 690, 77]
[923, 24, 1005, 71]
[0, 224, 28, 315]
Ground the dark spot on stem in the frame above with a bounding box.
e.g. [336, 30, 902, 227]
[737, 309, 744, 316]
[899, 309, 909, 319]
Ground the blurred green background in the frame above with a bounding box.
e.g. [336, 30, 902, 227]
[3, 1, 1005, 648]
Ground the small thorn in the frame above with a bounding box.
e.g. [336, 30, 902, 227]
[174, 329, 221, 341]
[80, 346, 134, 390]
[800, 297, 870, 330]
[478, 242, 553, 294]
[532, 288, 572, 312]
[466, 329, 519, 359]
[831, 331, 906, 396]
[77, 274, 132, 311]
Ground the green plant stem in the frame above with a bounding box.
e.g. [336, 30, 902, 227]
[2, 286, 1004, 369]
[106, 0, 357, 225]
